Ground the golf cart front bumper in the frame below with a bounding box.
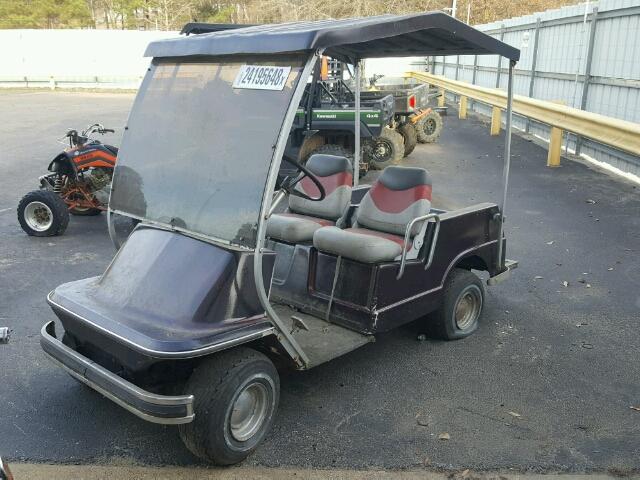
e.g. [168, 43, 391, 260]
[40, 321, 194, 425]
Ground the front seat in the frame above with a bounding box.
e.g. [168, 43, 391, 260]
[267, 154, 353, 243]
[313, 166, 432, 263]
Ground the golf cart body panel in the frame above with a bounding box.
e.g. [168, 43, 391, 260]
[47, 227, 276, 367]
[40, 12, 520, 445]
[269, 202, 501, 334]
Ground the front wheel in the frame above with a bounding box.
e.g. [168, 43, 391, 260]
[179, 348, 279, 465]
[425, 268, 485, 340]
[17, 190, 69, 236]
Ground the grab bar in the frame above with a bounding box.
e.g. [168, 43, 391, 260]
[397, 213, 441, 280]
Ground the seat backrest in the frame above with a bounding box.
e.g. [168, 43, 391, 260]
[356, 166, 432, 236]
[289, 154, 353, 220]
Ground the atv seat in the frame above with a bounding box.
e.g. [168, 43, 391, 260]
[313, 166, 432, 263]
[267, 154, 352, 243]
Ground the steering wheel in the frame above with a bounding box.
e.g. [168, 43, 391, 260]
[280, 155, 326, 202]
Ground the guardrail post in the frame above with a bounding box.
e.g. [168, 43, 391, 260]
[547, 127, 563, 167]
[459, 96, 468, 119]
[49, 76, 56, 90]
[438, 87, 445, 107]
[454, 55, 460, 81]
[525, 18, 542, 133]
[576, 6, 599, 156]
[491, 107, 502, 135]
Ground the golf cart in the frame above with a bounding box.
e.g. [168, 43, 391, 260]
[40, 13, 520, 465]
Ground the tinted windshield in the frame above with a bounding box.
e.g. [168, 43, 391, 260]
[110, 54, 306, 247]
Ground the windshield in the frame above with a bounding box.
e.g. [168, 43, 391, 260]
[110, 54, 307, 247]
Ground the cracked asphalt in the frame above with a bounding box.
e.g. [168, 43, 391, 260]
[0, 91, 639, 474]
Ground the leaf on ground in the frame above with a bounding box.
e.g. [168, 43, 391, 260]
[630, 406, 640, 412]
[585, 199, 597, 204]
[562, 281, 569, 287]
[508, 411, 522, 418]
[461, 469, 470, 477]
[546, 241, 554, 245]
[534, 275, 544, 280]
[438, 432, 450, 440]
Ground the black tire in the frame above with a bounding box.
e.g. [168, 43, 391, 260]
[425, 268, 485, 340]
[367, 127, 405, 170]
[69, 206, 102, 216]
[397, 122, 417, 157]
[307, 144, 365, 179]
[416, 110, 443, 144]
[17, 190, 69, 237]
[179, 348, 280, 465]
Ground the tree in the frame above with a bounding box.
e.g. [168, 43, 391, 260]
[0, 0, 93, 28]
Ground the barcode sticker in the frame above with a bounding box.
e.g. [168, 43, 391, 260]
[233, 65, 291, 91]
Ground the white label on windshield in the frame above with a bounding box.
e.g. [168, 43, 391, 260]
[233, 65, 291, 91]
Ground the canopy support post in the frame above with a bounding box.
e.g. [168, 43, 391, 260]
[353, 60, 361, 187]
[497, 60, 514, 271]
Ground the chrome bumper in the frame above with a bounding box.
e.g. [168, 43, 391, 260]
[40, 321, 194, 425]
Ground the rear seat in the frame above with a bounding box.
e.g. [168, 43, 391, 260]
[313, 166, 432, 263]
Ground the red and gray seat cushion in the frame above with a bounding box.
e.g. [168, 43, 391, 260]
[314, 166, 432, 263]
[267, 154, 353, 243]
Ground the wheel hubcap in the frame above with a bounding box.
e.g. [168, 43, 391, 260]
[24, 201, 53, 232]
[424, 118, 436, 135]
[372, 140, 392, 162]
[454, 286, 482, 331]
[230, 382, 269, 442]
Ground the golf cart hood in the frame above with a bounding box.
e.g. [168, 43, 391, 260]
[48, 226, 275, 366]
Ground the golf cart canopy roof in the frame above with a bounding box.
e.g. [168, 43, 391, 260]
[146, 12, 520, 62]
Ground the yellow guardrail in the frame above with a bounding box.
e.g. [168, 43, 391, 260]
[406, 71, 640, 166]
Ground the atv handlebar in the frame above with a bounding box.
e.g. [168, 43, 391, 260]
[65, 124, 115, 147]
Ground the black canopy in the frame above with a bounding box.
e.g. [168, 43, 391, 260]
[146, 12, 520, 62]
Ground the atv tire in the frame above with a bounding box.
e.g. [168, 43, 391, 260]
[179, 348, 279, 465]
[70, 206, 102, 216]
[397, 122, 418, 157]
[299, 134, 327, 162]
[367, 127, 405, 170]
[307, 144, 365, 178]
[416, 110, 443, 144]
[17, 190, 69, 237]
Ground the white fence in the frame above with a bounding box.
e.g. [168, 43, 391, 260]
[0, 29, 178, 89]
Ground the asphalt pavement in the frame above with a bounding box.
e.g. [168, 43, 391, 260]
[0, 91, 638, 474]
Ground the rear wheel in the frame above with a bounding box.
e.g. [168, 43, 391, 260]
[307, 143, 365, 178]
[416, 110, 443, 144]
[17, 190, 69, 237]
[179, 348, 279, 465]
[299, 134, 326, 162]
[397, 122, 417, 157]
[367, 127, 405, 170]
[425, 268, 484, 340]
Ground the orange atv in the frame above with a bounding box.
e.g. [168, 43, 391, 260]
[18, 123, 117, 236]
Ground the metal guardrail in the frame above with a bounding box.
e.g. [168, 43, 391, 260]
[406, 71, 640, 166]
